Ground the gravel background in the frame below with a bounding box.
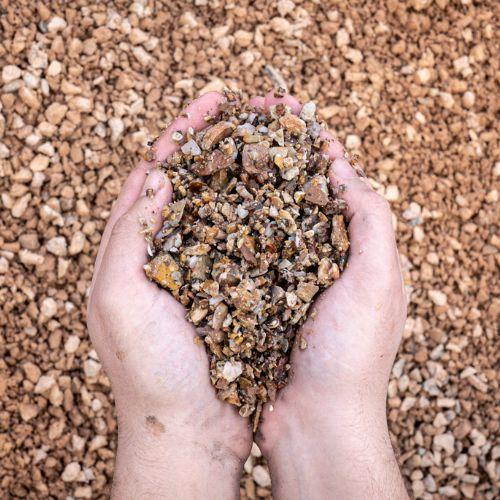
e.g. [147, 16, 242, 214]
[0, 1, 498, 498]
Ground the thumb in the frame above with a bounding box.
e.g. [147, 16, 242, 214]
[329, 158, 401, 284]
[101, 168, 172, 281]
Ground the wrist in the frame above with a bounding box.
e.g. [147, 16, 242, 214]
[260, 395, 408, 500]
[260, 386, 388, 451]
[113, 406, 244, 499]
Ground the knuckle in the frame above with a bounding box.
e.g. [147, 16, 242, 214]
[368, 191, 391, 212]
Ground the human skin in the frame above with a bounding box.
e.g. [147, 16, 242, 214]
[252, 93, 409, 499]
[87, 92, 252, 499]
[88, 90, 408, 499]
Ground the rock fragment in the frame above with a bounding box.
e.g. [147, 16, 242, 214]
[146, 94, 349, 424]
[201, 121, 234, 150]
[61, 462, 81, 482]
[2, 65, 21, 83]
[45, 102, 68, 125]
[46, 236, 67, 256]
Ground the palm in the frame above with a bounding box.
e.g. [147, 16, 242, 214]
[108, 279, 212, 405]
[88, 93, 256, 462]
[258, 219, 406, 448]
[129, 279, 249, 428]
[89, 257, 252, 457]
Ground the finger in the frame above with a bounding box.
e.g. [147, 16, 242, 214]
[93, 92, 225, 282]
[330, 158, 380, 223]
[264, 89, 302, 114]
[321, 129, 345, 160]
[154, 91, 226, 161]
[91, 159, 154, 286]
[329, 158, 400, 279]
[249, 96, 265, 110]
[101, 169, 172, 283]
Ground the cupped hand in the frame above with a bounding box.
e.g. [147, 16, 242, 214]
[87, 93, 251, 498]
[252, 91, 408, 499]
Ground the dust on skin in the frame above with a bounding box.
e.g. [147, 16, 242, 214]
[145, 415, 165, 435]
[115, 351, 126, 361]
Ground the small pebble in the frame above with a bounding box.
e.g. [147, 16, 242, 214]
[83, 359, 101, 378]
[428, 290, 447, 306]
[2, 64, 21, 83]
[64, 335, 80, 354]
[252, 465, 271, 488]
[61, 462, 81, 482]
[385, 185, 400, 202]
[46, 236, 68, 257]
[34, 375, 55, 394]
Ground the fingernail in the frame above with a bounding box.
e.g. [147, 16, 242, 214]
[355, 167, 367, 178]
[143, 169, 167, 196]
[332, 158, 356, 180]
[329, 140, 345, 159]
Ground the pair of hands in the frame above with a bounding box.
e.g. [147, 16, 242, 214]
[87, 90, 408, 499]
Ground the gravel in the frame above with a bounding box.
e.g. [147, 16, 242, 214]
[0, 1, 497, 499]
[146, 93, 349, 426]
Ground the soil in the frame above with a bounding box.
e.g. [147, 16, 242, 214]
[0, 1, 498, 499]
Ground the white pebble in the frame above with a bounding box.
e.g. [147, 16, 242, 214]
[403, 202, 421, 220]
[251, 441, 262, 457]
[439, 92, 455, 109]
[2, 65, 21, 83]
[61, 462, 81, 482]
[252, 465, 271, 488]
[108, 117, 125, 142]
[345, 48, 363, 63]
[416, 68, 431, 85]
[11, 194, 31, 218]
[299, 102, 316, 122]
[35, 375, 55, 394]
[277, 0, 295, 16]
[46, 236, 67, 257]
[69, 231, 86, 255]
[91, 399, 102, 412]
[0, 142, 10, 158]
[413, 226, 425, 242]
[433, 433, 455, 455]
[181, 139, 202, 156]
[28, 44, 48, 70]
[385, 185, 400, 202]
[221, 360, 242, 383]
[46, 60, 63, 77]
[47, 16, 67, 33]
[83, 359, 101, 377]
[29, 154, 49, 172]
[345, 134, 361, 149]
[0, 257, 9, 273]
[41, 297, 58, 318]
[462, 91, 475, 109]
[336, 28, 350, 47]
[428, 290, 447, 306]
[64, 335, 80, 354]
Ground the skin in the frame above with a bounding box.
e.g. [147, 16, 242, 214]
[253, 92, 409, 499]
[88, 92, 252, 499]
[88, 90, 408, 499]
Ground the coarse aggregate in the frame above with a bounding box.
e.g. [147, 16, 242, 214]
[0, 1, 498, 498]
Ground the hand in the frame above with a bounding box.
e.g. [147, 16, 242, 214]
[253, 92, 409, 499]
[87, 93, 251, 499]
